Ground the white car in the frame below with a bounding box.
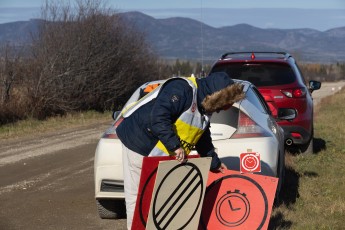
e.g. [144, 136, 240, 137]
[94, 79, 296, 219]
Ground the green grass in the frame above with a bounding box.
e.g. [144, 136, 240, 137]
[0, 110, 112, 140]
[270, 89, 345, 229]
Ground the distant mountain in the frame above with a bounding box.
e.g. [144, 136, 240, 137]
[120, 12, 345, 63]
[0, 19, 42, 45]
[1, 12, 345, 63]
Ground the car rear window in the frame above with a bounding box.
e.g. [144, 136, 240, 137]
[246, 86, 270, 115]
[212, 63, 296, 86]
[210, 106, 239, 127]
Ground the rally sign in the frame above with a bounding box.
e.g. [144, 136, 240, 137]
[240, 152, 261, 173]
[199, 170, 278, 230]
[146, 158, 211, 229]
[131, 155, 200, 230]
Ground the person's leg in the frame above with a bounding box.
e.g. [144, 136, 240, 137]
[122, 144, 143, 230]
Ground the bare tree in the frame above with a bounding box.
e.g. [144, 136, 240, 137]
[0, 43, 20, 104]
[0, 43, 32, 123]
[27, 0, 159, 117]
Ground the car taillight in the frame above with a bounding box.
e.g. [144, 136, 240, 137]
[291, 132, 302, 139]
[231, 111, 269, 138]
[281, 87, 306, 98]
[102, 117, 124, 139]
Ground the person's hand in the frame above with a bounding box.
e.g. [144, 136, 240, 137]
[174, 147, 186, 163]
[217, 162, 228, 173]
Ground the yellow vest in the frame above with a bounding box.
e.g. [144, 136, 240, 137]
[122, 76, 211, 156]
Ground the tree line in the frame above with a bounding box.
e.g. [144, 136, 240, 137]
[0, 0, 344, 125]
[0, 0, 204, 124]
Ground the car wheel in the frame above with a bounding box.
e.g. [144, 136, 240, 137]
[300, 128, 314, 154]
[301, 137, 313, 154]
[96, 199, 126, 219]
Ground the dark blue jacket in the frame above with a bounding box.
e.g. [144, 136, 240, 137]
[116, 72, 234, 170]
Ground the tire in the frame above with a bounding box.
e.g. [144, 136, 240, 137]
[301, 137, 313, 154]
[96, 199, 126, 219]
[300, 128, 314, 154]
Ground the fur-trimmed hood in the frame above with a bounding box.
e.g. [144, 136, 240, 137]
[197, 72, 245, 114]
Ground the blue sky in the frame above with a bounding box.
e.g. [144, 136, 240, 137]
[1, 0, 345, 31]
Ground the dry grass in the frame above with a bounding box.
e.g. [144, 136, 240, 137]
[269, 89, 345, 229]
[0, 111, 112, 140]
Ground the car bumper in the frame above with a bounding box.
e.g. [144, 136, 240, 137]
[281, 125, 311, 145]
[213, 137, 280, 177]
[94, 137, 281, 200]
[94, 138, 124, 199]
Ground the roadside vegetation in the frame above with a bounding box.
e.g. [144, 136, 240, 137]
[1, 0, 344, 229]
[0, 0, 207, 126]
[0, 0, 160, 124]
[299, 62, 345, 82]
[269, 89, 345, 229]
[0, 110, 111, 140]
[1, 0, 345, 126]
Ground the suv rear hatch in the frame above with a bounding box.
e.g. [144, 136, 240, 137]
[212, 62, 296, 117]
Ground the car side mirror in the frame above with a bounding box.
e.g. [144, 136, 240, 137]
[112, 111, 121, 120]
[277, 108, 297, 121]
[309, 80, 321, 93]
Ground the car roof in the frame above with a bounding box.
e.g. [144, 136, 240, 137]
[142, 78, 251, 92]
[215, 51, 294, 65]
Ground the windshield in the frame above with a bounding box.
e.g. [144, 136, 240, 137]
[212, 63, 296, 86]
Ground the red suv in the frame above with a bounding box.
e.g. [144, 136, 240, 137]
[210, 52, 321, 153]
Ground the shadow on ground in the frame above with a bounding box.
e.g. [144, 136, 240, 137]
[268, 138, 326, 229]
[313, 137, 327, 154]
[286, 137, 327, 155]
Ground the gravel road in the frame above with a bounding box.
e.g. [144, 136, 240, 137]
[0, 123, 124, 230]
[312, 81, 345, 105]
[0, 81, 343, 230]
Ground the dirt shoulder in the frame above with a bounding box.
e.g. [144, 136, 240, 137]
[0, 121, 111, 167]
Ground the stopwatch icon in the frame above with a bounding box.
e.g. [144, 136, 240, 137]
[215, 189, 250, 227]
